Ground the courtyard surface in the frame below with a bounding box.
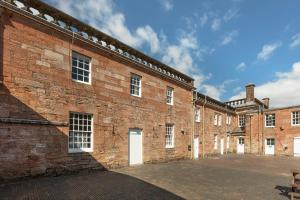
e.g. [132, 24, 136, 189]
[1, 155, 300, 200]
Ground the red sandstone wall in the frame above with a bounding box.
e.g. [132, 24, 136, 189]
[0, 10, 193, 179]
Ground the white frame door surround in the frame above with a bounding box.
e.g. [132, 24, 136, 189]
[237, 137, 245, 154]
[128, 129, 143, 165]
[194, 137, 199, 159]
[294, 137, 300, 157]
[265, 138, 275, 155]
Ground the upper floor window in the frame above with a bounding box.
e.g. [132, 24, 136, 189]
[214, 114, 218, 126]
[265, 114, 275, 127]
[218, 115, 222, 126]
[238, 115, 245, 127]
[195, 108, 201, 122]
[292, 111, 300, 126]
[130, 74, 141, 97]
[69, 112, 93, 153]
[214, 113, 222, 126]
[165, 124, 174, 148]
[226, 115, 232, 125]
[72, 52, 91, 84]
[166, 87, 174, 105]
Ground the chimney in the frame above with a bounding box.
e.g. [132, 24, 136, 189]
[262, 98, 270, 108]
[245, 84, 255, 102]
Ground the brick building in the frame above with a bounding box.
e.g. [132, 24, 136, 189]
[1, 0, 300, 180]
[0, 0, 195, 179]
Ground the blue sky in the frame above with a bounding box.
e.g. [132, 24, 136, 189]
[42, 0, 300, 107]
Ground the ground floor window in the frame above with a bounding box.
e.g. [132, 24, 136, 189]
[266, 138, 275, 146]
[69, 112, 93, 153]
[214, 135, 218, 150]
[165, 124, 174, 148]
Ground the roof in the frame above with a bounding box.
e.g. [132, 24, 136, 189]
[265, 105, 300, 112]
[0, 0, 195, 89]
[194, 92, 235, 113]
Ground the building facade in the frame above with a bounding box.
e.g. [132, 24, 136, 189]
[0, 0, 194, 179]
[1, 0, 300, 180]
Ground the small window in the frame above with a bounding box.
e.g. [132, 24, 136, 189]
[266, 138, 275, 146]
[71, 52, 91, 84]
[214, 135, 218, 150]
[165, 124, 174, 148]
[130, 74, 141, 97]
[238, 115, 245, 127]
[69, 112, 93, 153]
[166, 87, 174, 105]
[195, 108, 201, 122]
[292, 111, 300, 126]
[265, 114, 275, 127]
[226, 115, 232, 125]
[214, 114, 218, 125]
[218, 115, 222, 126]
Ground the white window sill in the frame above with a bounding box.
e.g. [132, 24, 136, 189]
[165, 146, 174, 149]
[72, 78, 91, 85]
[265, 126, 275, 128]
[68, 148, 93, 153]
[130, 94, 141, 98]
[166, 103, 173, 106]
[291, 124, 300, 127]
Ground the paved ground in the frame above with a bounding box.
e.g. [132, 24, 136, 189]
[1, 155, 300, 200]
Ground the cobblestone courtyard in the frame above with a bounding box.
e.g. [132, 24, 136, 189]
[1, 155, 300, 200]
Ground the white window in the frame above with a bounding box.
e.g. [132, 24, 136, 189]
[165, 124, 174, 148]
[71, 52, 91, 84]
[218, 115, 222, 126]
[69, 112, 93, 153]
[226, 135, 230, 149]
[238, 115, 245, 127]
[166, 87, 174, 105]
[195, 108, 201, 122]
[214, 114, 218, 125]
[265, 114, 275, 127]
[292, 111, 300, 126]
[226, 115, 232, 125]
[130, 74, 141, 97]
[214, 135, 218, 150]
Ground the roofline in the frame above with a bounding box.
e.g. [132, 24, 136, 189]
[1, 0, 194, 89]
[265, 105, 300, 112]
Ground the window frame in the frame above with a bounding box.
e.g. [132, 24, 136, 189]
[68, 112, 93, 153]
[195, 107, 201, 122]
[166, 87, 174, 105]
[218, 115, 222, 126]
[265, 114, 276, 128]
[238, 115, 245, 127]
[71, 51, 92, 85]
[214, 135, 218, 150]
[165, 124, 175, 148]
[130, 74, 142, 97]
[214, 114, 218, 126]
[291, 111, 300, 126]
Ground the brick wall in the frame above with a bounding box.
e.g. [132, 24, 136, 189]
[0, 10, 193, 179]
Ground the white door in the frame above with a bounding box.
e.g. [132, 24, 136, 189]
[220, 139, 224, 155]
[194, 137, 199, 159]
[265, 138, 275, 155]
[129, 129, 143, 165]
[237, 137, 244, 154]
[294, 137, 300, 157]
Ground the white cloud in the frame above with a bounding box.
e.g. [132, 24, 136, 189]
[223, 8, 239, 22]
[199, 13, 208, 27]
[230, 61, 300, 107]
[236, 62, 246, 71]
[159, 0, 173, 11]
[48, 0, 160, 54]
[257, 42, 282, 61]
[290, 33, 300, 48]
[202, 80, 235, 100]
[211, 18, 221, 31]
[221, 30, 239, 45]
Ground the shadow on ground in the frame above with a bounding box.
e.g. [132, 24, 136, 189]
[0, 170, 183, 200]
[275, 185, 300, 199]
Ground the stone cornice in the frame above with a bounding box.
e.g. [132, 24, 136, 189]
[0, 0, 195, 89]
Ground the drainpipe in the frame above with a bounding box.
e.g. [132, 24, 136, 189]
[191, 90, 196, 159]
[261, 105, 265, 155]
[202, 96, 207, 158]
